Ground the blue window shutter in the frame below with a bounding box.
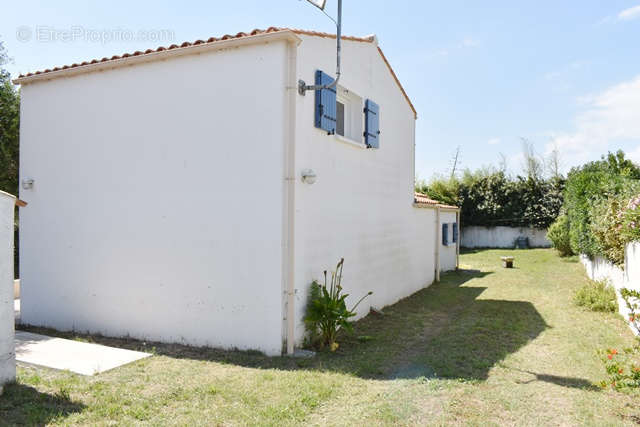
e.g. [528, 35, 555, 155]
[442, 223, 448, 245]
[453, 223, 458, 243]
[314, 70, 337, 134]
[364, 99, 380, 148]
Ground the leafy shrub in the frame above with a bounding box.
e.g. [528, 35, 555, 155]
[621, 288, 640, 335]
[416, 175, 459, 207]
[574, 280, 618, 312]
[304, 258, 372, 351]
[589, 187, 640, 265]
[622, 195, 640, 243]
[600, 346, 640, 390]
[563, 151, 640, 257]
[547, 213, 573, 256]
[599, 289, 640, 391]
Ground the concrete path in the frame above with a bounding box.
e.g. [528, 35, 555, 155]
[15, 331, 151, 375]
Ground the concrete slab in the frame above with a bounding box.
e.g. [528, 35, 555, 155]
[15, 331, 151, 375]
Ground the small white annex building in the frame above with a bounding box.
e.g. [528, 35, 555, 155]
[1, 191, 17, 388]
[15, 27, 459, 355]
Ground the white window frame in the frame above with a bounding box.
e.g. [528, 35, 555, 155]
[335, 87, 364, 148]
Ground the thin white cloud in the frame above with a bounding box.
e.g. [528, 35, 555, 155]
[430, 48, 449, 58]
[543, 61, 589, 94]
[544, 70, 562, 81]
[459, 38, 481, 48]
[596, 5, 640, 25]
[488, 138, 501, 145]
[425, 37, 480, 59]
[544, 61, 588, 81]
[546, 74, 640, 167]
[618, 5, 640, 21]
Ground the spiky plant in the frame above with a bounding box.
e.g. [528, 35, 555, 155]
[304, 258, 372, 351]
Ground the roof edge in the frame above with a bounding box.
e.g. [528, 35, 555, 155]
[13, 26, 417, 119]
[13, 29, 301, 85]
[376, 47, 417, 119]
[413, 192, 460, 210]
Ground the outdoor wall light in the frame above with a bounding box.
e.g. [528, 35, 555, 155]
[21, 178, 34, 189]
[301, 169, 317, 184]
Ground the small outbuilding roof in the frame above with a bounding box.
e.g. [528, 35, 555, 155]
[414, 193, 459, 210]
[14, 27, 416, 118]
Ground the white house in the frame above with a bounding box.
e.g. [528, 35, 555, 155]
[15, 27, 459, 356]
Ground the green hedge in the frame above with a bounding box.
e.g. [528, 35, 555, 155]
[547, 151, 640, 261]
[417, 170, 564, 229]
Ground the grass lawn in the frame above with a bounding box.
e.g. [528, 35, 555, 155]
[2, 249, 639, 425]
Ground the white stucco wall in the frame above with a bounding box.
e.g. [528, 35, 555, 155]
[19, 40, 290, 355]
[440, 210, 458, 272]
[461, 226, 551, 248]
[291, 35, 438, 344]
[581, 242, 640, 336]
[580, 255, 625, 289]
[19, 32, 447, 354]
[626, 242, 640, 289]
[0, 191, 16, 387]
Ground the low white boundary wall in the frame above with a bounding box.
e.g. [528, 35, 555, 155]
[580, 241, 640, 336]
[0, 191, 16, 389]
[461, 226, 551, 248]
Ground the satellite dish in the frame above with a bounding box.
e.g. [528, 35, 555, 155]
[305, 0, 327, 10]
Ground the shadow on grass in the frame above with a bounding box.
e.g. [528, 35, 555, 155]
[19, 268, 568, 386]
[498, 365, 601, 391]
[516, 371, 600, 391]
[0, 383, 85, 425]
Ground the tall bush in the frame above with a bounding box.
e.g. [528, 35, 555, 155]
[547, 213, 572, 256]
[563, 151, 640, 257]
[622, 195, 640, 243]
[590, 185, 640, 265]
[0, 40, 20, 195]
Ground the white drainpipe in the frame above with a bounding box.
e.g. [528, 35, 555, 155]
[456, 210, 460, 269]
[435, 206, 441, 282]
[283, 40, 299, 355]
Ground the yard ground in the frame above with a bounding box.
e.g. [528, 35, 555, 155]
[2, 249, 639, 425]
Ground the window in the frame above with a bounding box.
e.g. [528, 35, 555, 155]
[313, 70, 379, 148]
[335, 87, 363, 143]
[336, 101, 345, 136]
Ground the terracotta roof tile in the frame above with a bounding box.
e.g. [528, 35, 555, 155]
[15, 27, 416, 118]
[414, 193, 459, 210]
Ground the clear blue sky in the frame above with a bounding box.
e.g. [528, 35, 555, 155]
[2, 1, 640, 179]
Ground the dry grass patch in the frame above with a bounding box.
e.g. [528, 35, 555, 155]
[2, 249, 640, 425]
